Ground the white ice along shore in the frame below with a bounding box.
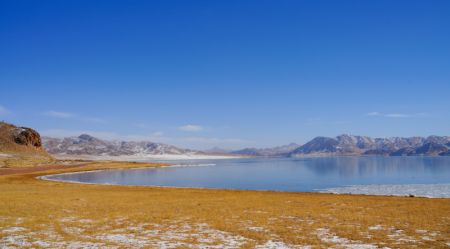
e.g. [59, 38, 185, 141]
[53, 154, 241, 161]
[320, 183, 450, 198]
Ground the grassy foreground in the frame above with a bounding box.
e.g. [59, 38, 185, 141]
[0, 161, 449, 248]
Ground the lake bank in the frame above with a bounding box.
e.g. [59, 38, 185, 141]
[52, 153, 244, 161]
[38, 157, 450, 198]
[0, 160, 449, 248]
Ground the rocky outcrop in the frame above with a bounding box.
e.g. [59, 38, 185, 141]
[11, 127, 42, 147]
[0, 122, 52, 168]
[0, 122, 45, 151]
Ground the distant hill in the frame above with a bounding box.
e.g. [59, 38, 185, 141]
[288, 134, 450, 157]
[203, 147, 232, 154]
[8, 124, 450, 160]
[43, 134, 205, 158]
[0, 121, 53, 167]
[232, 143, 300, 157]
[230, 135, 450, 157]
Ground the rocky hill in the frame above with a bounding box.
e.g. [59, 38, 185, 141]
[288, 135, 450, 157]
[42, 134, 202, 157]
[0, 122, 47, 153]
[0, 122, 53, 167]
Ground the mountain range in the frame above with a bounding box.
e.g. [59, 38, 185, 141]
[42, 134, 202, 157]
[235, 135, 450, 157]
[42, 134, 450, 158]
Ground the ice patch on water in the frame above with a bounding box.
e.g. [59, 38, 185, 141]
[170, 163, 217, 168]
[320, 183, 450, 198]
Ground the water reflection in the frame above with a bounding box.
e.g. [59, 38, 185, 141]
[45, 157, 450, 192]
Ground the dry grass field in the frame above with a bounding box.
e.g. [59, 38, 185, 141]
[0, 161, 449, 248]
[0, 152, 54, 168]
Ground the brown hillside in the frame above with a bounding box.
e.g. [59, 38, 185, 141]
[0, 121, 53, 167]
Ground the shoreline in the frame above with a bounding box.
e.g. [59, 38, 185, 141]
[1, 160, 449, 248]
[36, 163, 450, 199]
[51, 153, 244, 161]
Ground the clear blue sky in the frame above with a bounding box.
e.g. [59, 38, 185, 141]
[1, 0, 449, 149]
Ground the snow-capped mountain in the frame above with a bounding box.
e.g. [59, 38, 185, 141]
[42, 134, 199, 157]
[43, 134, 450, 158]
[288, 135, 450, 157]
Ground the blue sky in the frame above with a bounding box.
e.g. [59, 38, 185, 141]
[1, 0, 449, 149]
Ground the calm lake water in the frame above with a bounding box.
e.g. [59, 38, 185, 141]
[43, 157, 450, 193]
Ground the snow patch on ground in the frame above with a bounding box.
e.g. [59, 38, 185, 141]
[247, 226, 266, 232]
[315, 228, 383, 249]
[2, 227, 27, 233]
[320, 183, 450, 198]
[74, 221, 248, 248]
[254, 240, 311, 249]
[96, 233, 147, 247]
[368, 225, 383, 231]
[0, 153, 14, 158]
[0, 235, 32, 247]
[4, 217, 446, 248]
[1, 217, 323, 249]
[387, 229, 417, 244]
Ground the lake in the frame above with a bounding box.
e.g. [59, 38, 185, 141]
[42, 157, 450, 197]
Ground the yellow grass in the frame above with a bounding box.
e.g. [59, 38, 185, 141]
[0, 161, 449, 248]
[0, 153, 54, 168]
